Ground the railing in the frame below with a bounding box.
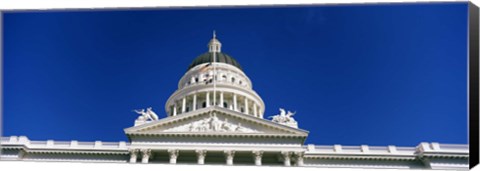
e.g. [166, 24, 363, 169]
[78, 142, 95, 146]
[30, 141, 48, 145]
[438, 144, 469, 151]
[1, 136, 129, 150]
[0, 137, 10, 142]
[306, 142, 469, 156]
[369, 146, 388, 151]
[308, 144, 416, 155]
[417, 142, 469, 153]
[396, 147, 416, 152]
[341, 146, 362, 152]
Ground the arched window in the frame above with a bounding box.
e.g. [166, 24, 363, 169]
[231, 77, 236, 83]
[240, 107, 244, 113]
[195, 77, 199, 83]
[223, 102, 228, 108]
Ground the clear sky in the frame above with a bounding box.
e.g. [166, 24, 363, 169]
[3, 2, 469, 146]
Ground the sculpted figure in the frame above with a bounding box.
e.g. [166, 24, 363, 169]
[173, 114, 259, 133]
[134, 107, 159, 121]
[222, 118, 235, 131]
[270, 108, 297, 124]
[189, 122, 199, 132]
[279, 108, 286, 117]
[201, 119, 209, 131]
[146, 107, 159, 121]
[134, 109, 148, 121]
[211, 115, 221, 131]
[235, 123, 244, 132]
[285, 110, 296, 123]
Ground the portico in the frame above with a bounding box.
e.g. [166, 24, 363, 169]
[127, 148, 301, 166]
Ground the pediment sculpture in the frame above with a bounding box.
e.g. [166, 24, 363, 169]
[164, 113, 259, 133]
[270, 108, 297, 125]
[134, 107, 159, 122]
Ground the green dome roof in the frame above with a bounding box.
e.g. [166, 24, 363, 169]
[188, 52, 243, 71]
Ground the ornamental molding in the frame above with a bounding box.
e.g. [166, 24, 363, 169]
[304, 154, 417, 161]
[23, 150, 129, 155]
[419, 153, 469, 159]
[0, 146, 127, 156]
[127, 132, 306, 139]
[0, 145, 26, 150]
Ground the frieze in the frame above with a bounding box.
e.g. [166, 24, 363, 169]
[164, 113, 259, 133]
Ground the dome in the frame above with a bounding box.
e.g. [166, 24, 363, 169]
[187, 52, 243, 71]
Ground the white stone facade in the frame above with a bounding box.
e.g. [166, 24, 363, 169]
[0, 34, 469, 170]
[0, 136, 469, 170]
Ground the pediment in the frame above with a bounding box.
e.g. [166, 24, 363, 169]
[124, 107, 308, 137]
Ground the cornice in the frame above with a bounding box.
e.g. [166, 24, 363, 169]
[127, 132, 306, 139]
[304, 154, 417, 161]
[26, 149, 129, 155]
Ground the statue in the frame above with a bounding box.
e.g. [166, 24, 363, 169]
[270, 108, 297, 125]
[146, 107, 159, 120]
[210, 113, 222, 131]
[286, 110, 296, 122]
[134, 109, 148, 122]
[134, 107, 159, 122]
[280, 108, 286, 116]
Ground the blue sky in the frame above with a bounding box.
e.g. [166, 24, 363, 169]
[3, 3, 469, 146]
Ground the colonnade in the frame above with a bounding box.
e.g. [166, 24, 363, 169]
[128, 149, 304, 166]
[169, 91, 262, 118]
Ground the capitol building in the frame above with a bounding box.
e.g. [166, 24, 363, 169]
[0, 33, 470, 170]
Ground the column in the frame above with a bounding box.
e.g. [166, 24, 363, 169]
[129, 149, 139, 163]
[244, 98, 249, 114]
[253, 104, 258, 117]
[173, 103, 177, 116]
[224, 150, 235, 165]
[233, 94, 237, 111]
[193, 94, 197, 111]
[219, 92, 224, 107]
[17, 149, 26, 160]
[281, 151, 291, 166]
[206, 92, 210, 107]
[182, 97, 186, 113]
[141, 149, 151, 163]
[294, 152, 304, 166]
[252, 151, 263, 166]
[196, 149, 207, 165]
[168, 149, 179, 164]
